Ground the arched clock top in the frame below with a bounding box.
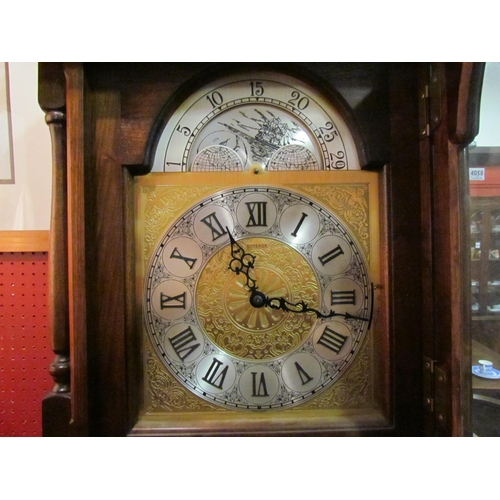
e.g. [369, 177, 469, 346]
[145, 65, 372, 174]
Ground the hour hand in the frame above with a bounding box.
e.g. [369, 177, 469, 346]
[227, 230, 258, 292]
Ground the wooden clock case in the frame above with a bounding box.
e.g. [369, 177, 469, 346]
[38, 62, 483, 436]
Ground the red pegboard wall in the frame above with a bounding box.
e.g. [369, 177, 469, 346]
[0, 252, 53, 437]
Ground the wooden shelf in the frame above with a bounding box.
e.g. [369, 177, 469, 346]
[0, 231, 49, 252]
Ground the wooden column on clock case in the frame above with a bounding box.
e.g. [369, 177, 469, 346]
[387, 63, 425, 435]
[38, 63, 73, 436]
[38, 63, 94, 436]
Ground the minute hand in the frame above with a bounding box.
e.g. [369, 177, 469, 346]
[250, 290, 370, 322]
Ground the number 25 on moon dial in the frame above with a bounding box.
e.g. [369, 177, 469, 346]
[143, 185, 373, 410]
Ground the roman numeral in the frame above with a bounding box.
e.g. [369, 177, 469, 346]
[170, 247, 197, 269]
[331, 290, 356, 305]
[318, 244, 344, 266]
[291, 212, 308, 237]
[168, 326, 200, 361]
[317, 325, 348, 354]
[160, 291, 186, 309]
[251, 372, 270, 397]
[294, 362, 314, 385]
[200, 212, 227, 241]
[245, 201, 268, 227]
[202, 357, 229, 390]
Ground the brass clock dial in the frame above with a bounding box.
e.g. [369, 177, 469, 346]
[151, 70, 360, 172]
[141, 180, 373, 411]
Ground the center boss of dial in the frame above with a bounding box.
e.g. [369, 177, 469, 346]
[195, 237, 319, 361]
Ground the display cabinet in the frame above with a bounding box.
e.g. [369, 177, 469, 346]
[469, 150, 500, 390]
[470, 198, 500, 316]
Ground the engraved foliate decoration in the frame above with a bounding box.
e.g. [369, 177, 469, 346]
[196, 238, 318, 359]
[152, 70, 360, 172]
[298, 183, 370, 256]
[142, 185, 219, 260]
[144, 185, 372, 411]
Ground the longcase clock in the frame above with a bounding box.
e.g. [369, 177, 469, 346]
[40, 62, 473, 436]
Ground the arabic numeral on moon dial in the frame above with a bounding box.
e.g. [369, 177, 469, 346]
[330, 151, 346, 169]
[250, 81, 264, 96]
[288, 90, 309, 110]
[319, 121, 338, 142]
[176, 125, 191, 136]
[206, 91, 224, 108]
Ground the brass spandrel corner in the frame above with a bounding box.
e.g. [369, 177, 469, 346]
[300, 338, 372, 410]
[141, 185, 221, 262]
[294, 183, 370, 257]
[145, 347, 223, 413]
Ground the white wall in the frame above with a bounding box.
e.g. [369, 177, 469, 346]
[0, 63, 52, 230]
[476, 62, 500, 148]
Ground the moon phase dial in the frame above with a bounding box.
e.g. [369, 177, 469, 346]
[152, 71, 360, 172]
[144, 185, 371, 410]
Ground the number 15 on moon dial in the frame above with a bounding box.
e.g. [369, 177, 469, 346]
[143, 185, 373, 410]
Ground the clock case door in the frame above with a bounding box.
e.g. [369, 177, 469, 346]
[38, 62, 476, 436]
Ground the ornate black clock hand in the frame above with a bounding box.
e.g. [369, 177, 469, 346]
[263, 283, 375, 326]
[227, 231, 269, 309]
[227, 230, 258, 293]
[257, 294, 372, 323]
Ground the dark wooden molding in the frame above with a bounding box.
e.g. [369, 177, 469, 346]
[447, 62, 485, 147]
[38, 63, 73, 436]
[424, 62, 480, 435]
[64, 63, 90, 436]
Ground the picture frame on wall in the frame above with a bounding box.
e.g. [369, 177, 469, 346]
[0, 62, 15, 184]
